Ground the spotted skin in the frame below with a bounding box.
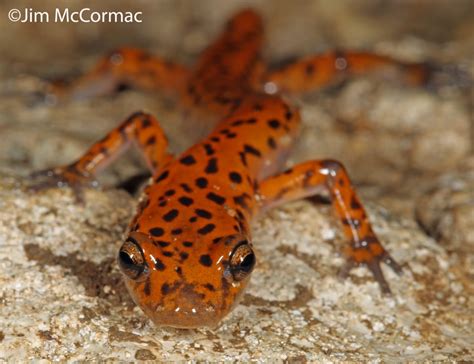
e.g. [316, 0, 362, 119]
[30, 112, 171, 202]
[48, 47, 189, 101]
[264, 50, 429, 94]
[31, 9, 433, 328]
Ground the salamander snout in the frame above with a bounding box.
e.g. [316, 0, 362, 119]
[117, 232, 256, 328]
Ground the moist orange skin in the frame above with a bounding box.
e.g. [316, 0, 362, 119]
[34, 9, 431, 328]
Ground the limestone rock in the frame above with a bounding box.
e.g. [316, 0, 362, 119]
[416, 158, 474, 251]
[0, 177, 472, 361]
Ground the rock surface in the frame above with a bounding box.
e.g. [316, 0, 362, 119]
[0, 176, 472, 361]
[416, 157, 474, 251]
[0, 0, 473, 361]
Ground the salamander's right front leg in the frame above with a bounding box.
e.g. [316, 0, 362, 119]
[46, 47, 190, 101]
[30, 111, 172, 201]
[258, 159, 403, 294]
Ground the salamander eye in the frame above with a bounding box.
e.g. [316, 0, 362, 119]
[118, 239, 146, 280]
[229, 242, 256, 281]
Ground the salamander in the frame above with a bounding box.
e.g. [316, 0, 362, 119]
[31, 9, 431, 328]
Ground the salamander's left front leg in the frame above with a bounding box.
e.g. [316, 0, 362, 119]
[257, 159, 402, 294]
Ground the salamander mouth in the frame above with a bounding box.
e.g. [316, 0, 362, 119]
[144, 298, 228, 328]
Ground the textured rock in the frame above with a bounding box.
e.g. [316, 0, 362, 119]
[0, 0, 473, 361]
[293, 78, 471, 186]
[416, 158, 474, 251]
[0, 176, 472, 361]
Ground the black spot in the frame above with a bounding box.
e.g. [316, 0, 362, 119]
[205, 158, 218, 174]
[204, 283, 215, 291]
[99, 147, 109, 156]
[161, 283, 171, 295]
[179, 155, 196, 166]
[155, 259, 166, 271]
[144, 280, 151, 295]
[233, 194, 250, 211]
[350, 196, 362, 210]
[163, 251, 173, 257]
[155, 170, 169, 183]
[267, 137, 277, 149]
[243, 144, 261, 157]
[203, 143, 215, 156]
[141, 118, 152, 128]
[226, 132, 237, 139]
[171, 228, 183, 235]
[207, 192, 226, 205]
[189, 216, 198, 223]
[182, 241, 193, 248]
[236, 209, 246, 221]
[239, 152, 247, 167]
[158, 201, 167, 207]
[156, 240, 170, 247]
[246, 118, 257, 124]
[180, 155, 197, 165]
[163, 209, 179, 222]
[178, 196, 194, 206]
[118, 122, 129, 135]
[195, 209, 212, 219]
[180, 183, 193, 193]
[267, 119, 280, 129]
[180, 252, 189, 261]
[210, 136, 220, 142]
[231, 119, 244, 126]
[198, 223, 216, 235]
[195, 177, 208, 188]
[199, 254, 213, 267]
[146, 136, 156, 146]
[164, 189, 175, 196]
[229, 172, 242, 184]
[305, 63, 315, 75]
[149, 227, 164, 237]
[285, 110, 293, 120]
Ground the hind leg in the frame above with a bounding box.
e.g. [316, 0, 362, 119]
[47, 47, 190, 101]
[263, 50, 430, 95]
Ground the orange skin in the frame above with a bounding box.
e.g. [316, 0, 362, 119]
[32, 9, 432, 328]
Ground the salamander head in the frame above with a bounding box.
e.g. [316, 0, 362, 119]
[117, 230, 255, 328]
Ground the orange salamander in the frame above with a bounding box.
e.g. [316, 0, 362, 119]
[32, 9, 431, 328]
